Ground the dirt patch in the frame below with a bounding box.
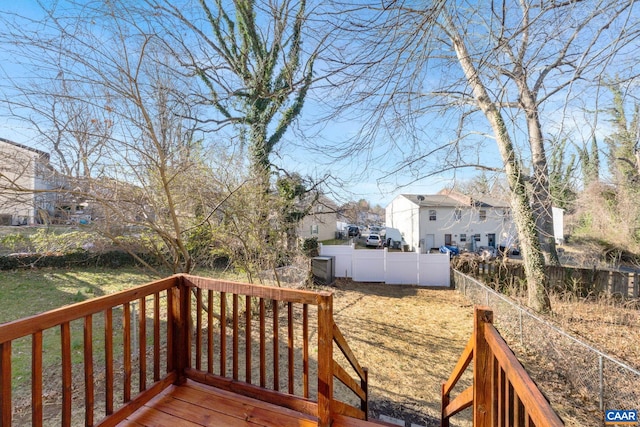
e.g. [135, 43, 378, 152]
[327, 279, 475, 426]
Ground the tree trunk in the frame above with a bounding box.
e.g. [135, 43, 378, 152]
[517, 84, 559, 266]
[446, 16, 551, 312]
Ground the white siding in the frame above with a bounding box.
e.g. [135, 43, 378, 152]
[418, 206, 514, 250]
[552, 207, 564, 244]
[385, 195, 420, 251]
[386, 193, 516, 254]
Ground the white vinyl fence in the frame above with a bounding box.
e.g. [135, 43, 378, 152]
[319, 243, 450, 286]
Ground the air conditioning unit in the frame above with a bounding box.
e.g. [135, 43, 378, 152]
[311, 256, 335, 285]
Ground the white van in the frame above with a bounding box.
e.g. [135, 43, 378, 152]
[381, 227, 406, 249]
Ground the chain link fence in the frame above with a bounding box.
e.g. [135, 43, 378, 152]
[454, 270, 640, 425]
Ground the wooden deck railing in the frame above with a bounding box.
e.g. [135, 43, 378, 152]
[0, 274, 367, 427]
[442, 306, 564, 427]
[180, 275, 368, 426]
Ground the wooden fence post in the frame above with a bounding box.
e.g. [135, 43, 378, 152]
[473, 307, 493, 427]
[317, 292, 334, 427]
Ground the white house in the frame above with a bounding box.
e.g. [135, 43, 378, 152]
[0, 138, 62, 225]
[385, 190, 516, 253]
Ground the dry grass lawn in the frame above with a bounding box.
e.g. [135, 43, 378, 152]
[326, 278, 619, 427]
[327, 279, 475, 427]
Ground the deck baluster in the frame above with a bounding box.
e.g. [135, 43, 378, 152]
[139, 297, 147, 392]
[123, 302, 132, 403]
[84, 315, 94, 426]
[61, 322, 72, 427]
[245, 295, 252, 384]
[32, 332, 43, 426]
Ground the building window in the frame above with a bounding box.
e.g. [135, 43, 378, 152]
[454, 209, 462, 221]
[474, 234, 481, 242]
[479, 210, 487, 221]
[311, 225, 318, 235]
[429, 209, 437, 221]
[459, 233, 467, 242]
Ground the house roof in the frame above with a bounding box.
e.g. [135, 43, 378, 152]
[0, 137, 50, 160]
[399, 191, 510, 209]
[402, 194, 468, 207]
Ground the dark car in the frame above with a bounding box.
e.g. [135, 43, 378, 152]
[347, 226, 360, 237]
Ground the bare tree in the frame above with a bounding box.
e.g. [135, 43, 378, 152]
[0, 2, 240, 274]
[141, 0, 336, 279]
[147, 0, 323, 190]
[324, 0, 639, 312]
[0, 0, 334, 278]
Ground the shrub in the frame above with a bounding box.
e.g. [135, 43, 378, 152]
[0, 250, 156, 270]
[301, 237, 319, 257]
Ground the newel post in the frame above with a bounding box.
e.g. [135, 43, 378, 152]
[317, 292, 334, 427]
[473, 306, 493, 427]
[169, 275, 191, 383]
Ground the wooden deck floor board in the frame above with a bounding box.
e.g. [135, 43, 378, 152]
[116, 380, 319, 427]
[115, 379, 392, 427]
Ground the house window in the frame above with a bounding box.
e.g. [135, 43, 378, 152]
[429, 209, 437, 221]
[479, 210, 487, 221]
[454, 209, 461, 221]
[474, 234, 481, 242]
[311, 225, 318, 235]
[459, 233, 467, 242]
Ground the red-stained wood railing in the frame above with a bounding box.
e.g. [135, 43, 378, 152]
[0, 274, 368, 427]
[180, 275, 368, 427]
[442, 306, 564, 427]
[0, 276, 179, 427]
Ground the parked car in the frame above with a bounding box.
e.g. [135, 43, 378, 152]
[366, 233, 381, 247]
[347, 226, 360, 237]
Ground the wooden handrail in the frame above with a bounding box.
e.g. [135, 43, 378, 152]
[331, 321, 368, 420]
[0, 276, 176, 343]
[484, 323, 564, 426]
[441, 336, 474, 422]
[165, 275, 368, 425]
[182, 275, 323, 305]
[442, 306, 564, 427]
[442, 335, 473, 397]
